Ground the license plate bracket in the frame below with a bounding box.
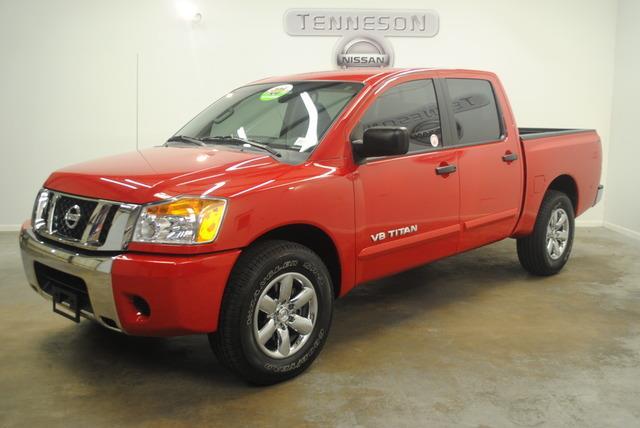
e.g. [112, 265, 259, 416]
[52, 287, 81, 323]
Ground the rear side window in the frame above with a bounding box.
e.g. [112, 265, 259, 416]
[354, 79, 443, 153]
[446, 79, 502, 145]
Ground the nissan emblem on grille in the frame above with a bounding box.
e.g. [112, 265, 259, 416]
[63, 205, 82, 229]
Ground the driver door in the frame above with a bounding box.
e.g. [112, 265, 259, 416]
[352, 78, 461, 283]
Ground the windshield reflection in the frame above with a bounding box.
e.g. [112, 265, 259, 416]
[172, 81, 363, 164]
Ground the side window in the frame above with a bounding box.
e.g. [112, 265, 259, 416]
[355, 79, 442, 153]
[446, 79, 502, 145]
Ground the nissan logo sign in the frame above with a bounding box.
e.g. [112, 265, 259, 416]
[335, 35, 393, 68]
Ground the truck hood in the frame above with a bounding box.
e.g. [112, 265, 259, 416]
[44, 147, 290, 204]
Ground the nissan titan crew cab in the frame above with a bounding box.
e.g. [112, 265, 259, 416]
[20, 69, 604, 384]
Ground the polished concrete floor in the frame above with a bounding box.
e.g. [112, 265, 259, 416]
[1, 228, 639, 427]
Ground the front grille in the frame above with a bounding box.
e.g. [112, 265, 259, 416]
[51, 196, 98, 240]
[34, 262, 93, 314]
[32, 189, 139, 251]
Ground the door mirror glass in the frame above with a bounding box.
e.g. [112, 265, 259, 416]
[353, 127, 409, 159]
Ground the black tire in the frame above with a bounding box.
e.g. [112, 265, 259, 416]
[209, 240, 333, 385]
[517, 190, 575, 276]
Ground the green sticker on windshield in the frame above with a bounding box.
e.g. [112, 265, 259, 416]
[260, 84, 293, 101]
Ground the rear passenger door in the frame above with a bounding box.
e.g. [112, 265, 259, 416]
[441, 77, 523, 251]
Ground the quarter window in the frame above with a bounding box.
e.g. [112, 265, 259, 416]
[445, 79, 502, 145]
[354, 79, 443, 153]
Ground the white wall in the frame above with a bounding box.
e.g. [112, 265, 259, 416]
[604, 0, 640, 239]
[0, 0, 617, 228]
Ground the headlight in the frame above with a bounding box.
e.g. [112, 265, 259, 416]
[32, 188, 50, 230]
[132, 197, 227, 244]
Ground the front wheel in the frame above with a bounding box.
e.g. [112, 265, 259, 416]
[210, 240, 333, 385]
[517, 190, 575, 276]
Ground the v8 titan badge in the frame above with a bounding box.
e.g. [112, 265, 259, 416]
[260, 84, 293, 101]
[371, 224, 418, 242]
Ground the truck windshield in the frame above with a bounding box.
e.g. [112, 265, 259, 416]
[174, 81, 363, 162]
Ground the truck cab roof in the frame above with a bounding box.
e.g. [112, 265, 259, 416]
[253, 68, 497, 86]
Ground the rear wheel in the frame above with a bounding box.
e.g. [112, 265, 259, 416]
[210, 240, 333, 385]
[517, 190, 575, 276]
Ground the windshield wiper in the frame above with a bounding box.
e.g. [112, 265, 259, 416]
[202, 136, 282, 158]
[165, 135, 207, 147]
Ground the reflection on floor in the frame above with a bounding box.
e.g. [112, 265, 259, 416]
[1, 227, 639, 427]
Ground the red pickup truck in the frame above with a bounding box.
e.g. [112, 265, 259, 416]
[20, 68, 603, 384]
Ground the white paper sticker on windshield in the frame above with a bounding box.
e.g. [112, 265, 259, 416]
[430, 134, 439, 147]
[293, 137, 317, 152]
[292, 92, 319, 152]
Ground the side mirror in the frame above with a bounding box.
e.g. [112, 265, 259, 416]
[353, 127, 409, 159]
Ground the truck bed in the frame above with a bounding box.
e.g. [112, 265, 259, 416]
[512, 128, 602, 237]
[518, 128, 595, 140]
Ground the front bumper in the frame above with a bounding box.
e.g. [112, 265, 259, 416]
[19, 226, 241, 336]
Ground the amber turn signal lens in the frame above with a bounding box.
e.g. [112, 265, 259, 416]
[196, 200, 226, 242]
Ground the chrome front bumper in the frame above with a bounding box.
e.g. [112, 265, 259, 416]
[19, 227, 123, 332]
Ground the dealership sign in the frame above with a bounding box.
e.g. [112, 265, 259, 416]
[284, 9, 439, 37]
[284, 9, 439, 68]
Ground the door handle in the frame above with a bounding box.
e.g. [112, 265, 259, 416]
[502, 152, 518, 162]
[435, 164, 457, 175]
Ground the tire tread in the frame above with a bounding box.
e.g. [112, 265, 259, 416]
[210, 239, 331, 385]
[517, 190, 574, 276]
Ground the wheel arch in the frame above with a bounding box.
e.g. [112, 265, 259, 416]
[547, 174, 578, 213]
[248, 224, 342, 298]
[512, 173, 579, 238]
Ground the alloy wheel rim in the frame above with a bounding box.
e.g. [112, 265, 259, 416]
[546, 207, 570, 260]
[252, 272, 318, 359]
